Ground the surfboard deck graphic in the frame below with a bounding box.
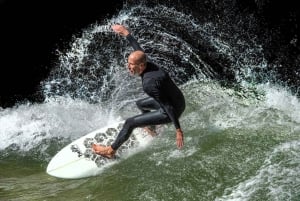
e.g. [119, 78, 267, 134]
[46, 120, 161, 179]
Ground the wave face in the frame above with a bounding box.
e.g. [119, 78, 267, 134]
[1, 2, 300, 201]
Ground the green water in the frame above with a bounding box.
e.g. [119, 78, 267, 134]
[1, 127, 299, 201]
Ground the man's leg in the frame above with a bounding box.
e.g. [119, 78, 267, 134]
[136, 97, 162, 135]
[136, 97, 160, 113]
[93, 109, 171, 158]
[111, 109, 171, 150]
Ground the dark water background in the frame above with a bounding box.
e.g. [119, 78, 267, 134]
[0, 0, 299, 108]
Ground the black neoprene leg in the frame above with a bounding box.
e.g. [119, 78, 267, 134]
[111, 109, 171, 150]
[136, 97, 160, 113]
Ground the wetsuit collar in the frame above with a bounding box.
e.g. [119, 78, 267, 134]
[140, 62, 157, 78]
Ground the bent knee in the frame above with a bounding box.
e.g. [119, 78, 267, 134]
[124, 117, 135, 127]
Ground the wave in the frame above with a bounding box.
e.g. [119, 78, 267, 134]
[1, 80, 300, 163]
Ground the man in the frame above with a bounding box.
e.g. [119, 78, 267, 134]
[92, 24, 185, 158]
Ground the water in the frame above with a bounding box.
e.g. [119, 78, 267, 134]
[1, 3, 300, 201]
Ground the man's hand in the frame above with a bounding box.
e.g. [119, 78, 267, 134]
[111, 24, 130, 37]
[176, 129, 184, 149]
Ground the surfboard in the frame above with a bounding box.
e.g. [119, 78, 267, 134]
[46, 120, 160, 179]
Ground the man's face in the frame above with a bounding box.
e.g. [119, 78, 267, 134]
[127, 57, 141, 76]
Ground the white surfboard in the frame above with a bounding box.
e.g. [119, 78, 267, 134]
[46, 120, 160, 179]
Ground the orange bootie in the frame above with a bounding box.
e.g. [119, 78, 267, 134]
[92, 144, 116, 159]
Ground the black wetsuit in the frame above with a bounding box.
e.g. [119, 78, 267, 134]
[111, 34, 185, 150]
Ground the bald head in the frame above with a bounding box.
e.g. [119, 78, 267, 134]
[128, 50, 146, 64]
[127, 50, 147, 76]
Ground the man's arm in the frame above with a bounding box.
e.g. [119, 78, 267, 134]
[176, 128, 184, 149]
[111, 24, 130, 36]
[144, 78, 184, 149]
[111, 24, 143, 51]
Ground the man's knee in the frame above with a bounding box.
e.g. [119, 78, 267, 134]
[124, 117, 135, 128]
[136, 99, 150, 113]
[136, 99, 143, 109]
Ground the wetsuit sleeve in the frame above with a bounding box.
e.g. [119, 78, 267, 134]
[126, 34, 144, 51]
[162, 101, 181, 129]
[144, 78, 181, 129]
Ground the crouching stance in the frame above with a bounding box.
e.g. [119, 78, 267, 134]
[93, 24, 185, 158]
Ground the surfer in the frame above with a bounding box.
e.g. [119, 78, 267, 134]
[93, 24, 185, 158]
